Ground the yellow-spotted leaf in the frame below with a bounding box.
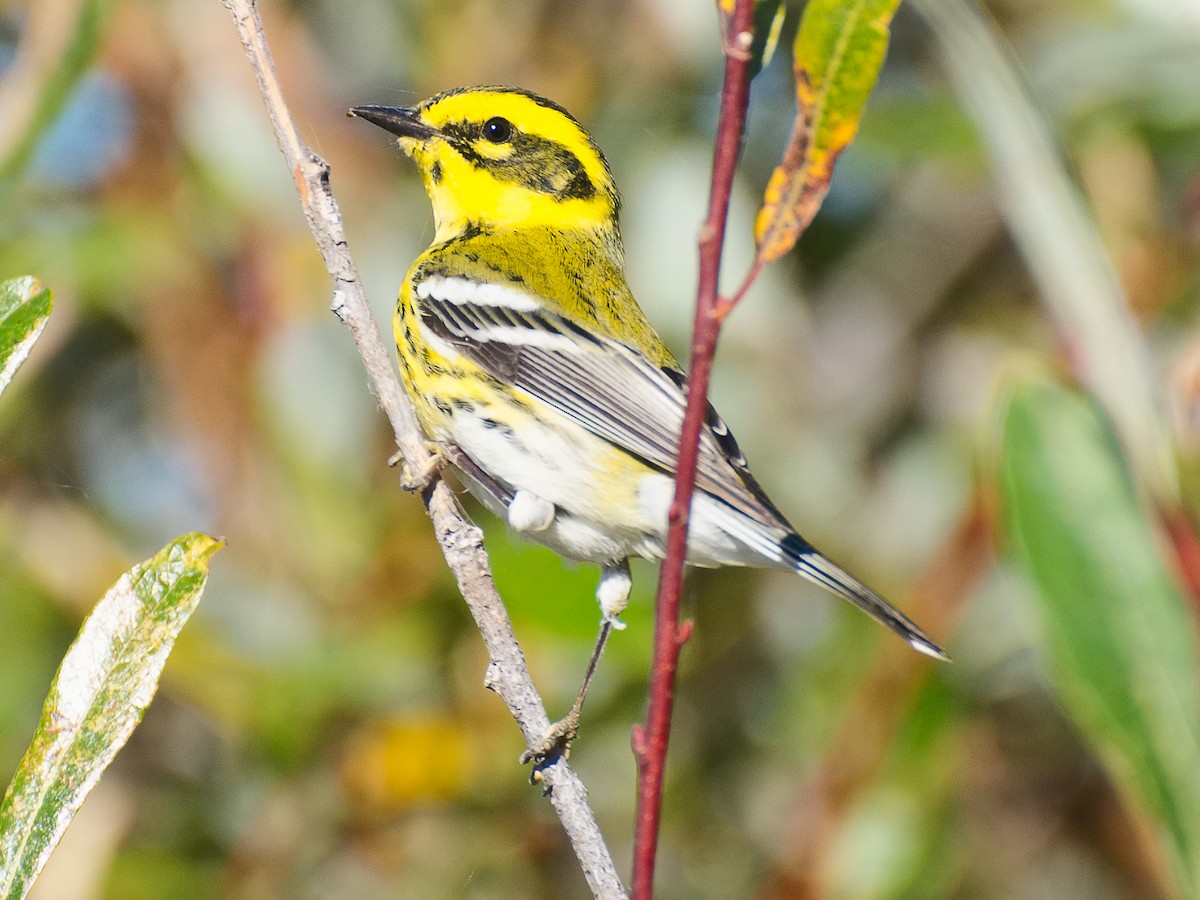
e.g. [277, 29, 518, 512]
[0, 277, 52, 399]
[754, 0, 901, 262]
[0, 534, 222, 900]
[996, 370, 1200, 895]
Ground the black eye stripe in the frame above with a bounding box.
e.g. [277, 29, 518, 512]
[439, 121, 598, 202]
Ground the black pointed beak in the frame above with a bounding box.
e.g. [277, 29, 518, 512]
[348, 106, 438, 140]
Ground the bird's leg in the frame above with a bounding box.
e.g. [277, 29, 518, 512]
[520, 619, 615, 768]
[520, 560, 630, 769]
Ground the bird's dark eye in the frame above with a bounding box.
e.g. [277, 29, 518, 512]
[482, 117, 514, 143]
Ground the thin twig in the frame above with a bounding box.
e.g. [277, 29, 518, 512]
[219, 2, 625, 896]
[630, 1, 757, 896]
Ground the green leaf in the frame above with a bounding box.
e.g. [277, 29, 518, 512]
[0, 534, 223, 900]
[0, 277, 52, 400]
[754, 0, 901, 262]
[997, 368, 1200, 894]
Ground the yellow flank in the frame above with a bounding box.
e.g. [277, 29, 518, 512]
[392, 263, 656, 527]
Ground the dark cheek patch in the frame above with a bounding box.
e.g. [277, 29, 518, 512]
[518, 134, 596, 201]
[556, 167, 596, 201]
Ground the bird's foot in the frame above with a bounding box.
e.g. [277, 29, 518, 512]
[519, 710, 580, 774]
[389, 442, 444, 491]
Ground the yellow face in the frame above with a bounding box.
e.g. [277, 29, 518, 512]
[357, 87, 619, 242]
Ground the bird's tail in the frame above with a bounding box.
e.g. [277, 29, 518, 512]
[780, 534, 949, 661]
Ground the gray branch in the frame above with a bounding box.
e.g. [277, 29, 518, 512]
[219, 2, 626, 896]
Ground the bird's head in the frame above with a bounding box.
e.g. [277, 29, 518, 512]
[351, 87, 620, 243]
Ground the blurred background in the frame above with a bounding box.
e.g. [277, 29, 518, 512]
[2, 0, 1200, 896]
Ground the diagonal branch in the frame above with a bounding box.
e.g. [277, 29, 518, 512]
[219, 2, 625, 897]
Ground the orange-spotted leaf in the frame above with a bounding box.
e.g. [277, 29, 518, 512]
[755, 0, 902, 263]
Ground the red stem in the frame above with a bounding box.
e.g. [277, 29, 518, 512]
[631, 2, 757, 896]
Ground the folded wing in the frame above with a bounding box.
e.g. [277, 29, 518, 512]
[414, 274, 789, 530]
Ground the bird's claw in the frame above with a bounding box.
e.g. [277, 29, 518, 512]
[519, 713, 579, 778]
[391, 443, 444, 491]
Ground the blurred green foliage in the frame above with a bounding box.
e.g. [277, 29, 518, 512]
[1, 0, 1199, 897]
[998, 368, 1200, 893]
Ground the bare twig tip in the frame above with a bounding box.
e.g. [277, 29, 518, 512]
[630, 724, 648, 759]
[291, 163, 308, 202]
[483, 660, 502, 690]
[676, 620, 694, 645]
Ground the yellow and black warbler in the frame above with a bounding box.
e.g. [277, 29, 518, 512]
[351, 86, 947, 753]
